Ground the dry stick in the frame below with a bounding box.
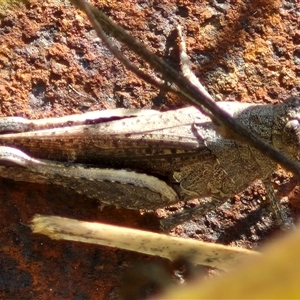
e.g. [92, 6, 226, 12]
[177, 24, 214, 102]
[30, 215, 260, 271]
[71, 0, 300, 178]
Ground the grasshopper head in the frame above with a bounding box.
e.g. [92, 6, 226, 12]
[273, 97, 300, 160]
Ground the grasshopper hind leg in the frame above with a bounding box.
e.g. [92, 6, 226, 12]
[0, 146, 179, 210]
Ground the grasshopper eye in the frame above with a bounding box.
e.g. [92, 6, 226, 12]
[282, 119, 300, 154]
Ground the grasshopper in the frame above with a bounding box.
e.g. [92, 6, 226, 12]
[0, 96, 299, 230]
[0, 1, 298, 231]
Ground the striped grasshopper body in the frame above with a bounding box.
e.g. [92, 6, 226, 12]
[0, 97, 299, 229]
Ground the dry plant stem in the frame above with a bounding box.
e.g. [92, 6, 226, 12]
[71, 0, 300, 178]
[30, 215, 260, 271]
[177, 25, 214, 102]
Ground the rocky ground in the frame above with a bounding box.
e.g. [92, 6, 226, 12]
[0, 0, 299, 299]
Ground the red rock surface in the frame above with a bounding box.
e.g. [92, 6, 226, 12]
[0, 0, 299, 299]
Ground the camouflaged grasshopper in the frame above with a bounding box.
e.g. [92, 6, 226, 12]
[0, 95, 299, 230]
[0, 1, 298, 231]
